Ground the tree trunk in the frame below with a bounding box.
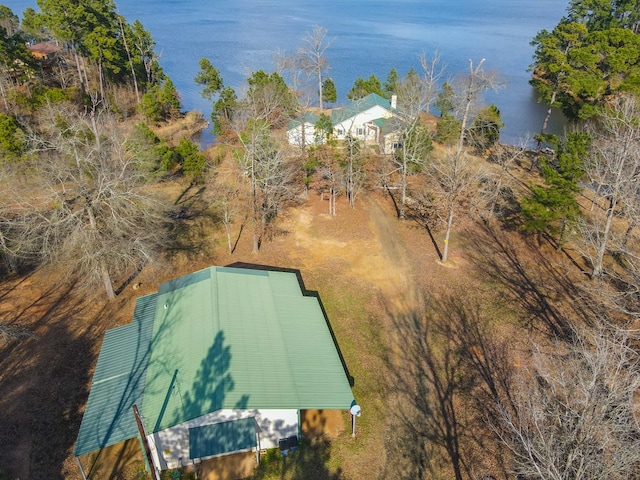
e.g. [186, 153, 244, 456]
[590, 184, 603, 212]
[487, 176, 502, 221]
[252, 225, 259, 253]
[100, 260, 115, 300]
[0, 76, 9, 111]
[531, 89, 558, 171]
[98, 58, 106, 104]
[317, 69, 323, 111]
[348, 157, 354, 208]
[86, 204, 115, 299]
[621, 219, 636, 250]
[400, 155, 408, 220]
[73, 48, 86, 95]
[538, 88, 556, 145]
[119, 16, 140, 103]
[80, 54, 90, 92]
[442, 208, 454, 262]
[224, 221, 232, 254]
[329, 187, 336, 216]
[558, 218, 567, 251]
[251, 150, 259, 253]
[592, 199, 615, 278]
[252, 194, 259, 253]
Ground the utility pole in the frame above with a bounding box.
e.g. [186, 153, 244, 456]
[133, 404, 161, 480]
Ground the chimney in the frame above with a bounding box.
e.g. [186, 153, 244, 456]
[391, 94, 397, 110]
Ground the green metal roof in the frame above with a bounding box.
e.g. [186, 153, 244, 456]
[331, 93, 391, 125]
[189, 417, 257, 459]
[287, 112, 320, 130]
[142, 266, 355, 432]
[74, 294, 157, 456]
[75, 266, 356, 457]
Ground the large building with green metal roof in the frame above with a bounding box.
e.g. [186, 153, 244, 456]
[75, 266, 357, 474]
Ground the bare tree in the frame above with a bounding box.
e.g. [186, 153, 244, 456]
[235, 118, 297, 252]
[311, 144, 342, 216]
[421, 59, 500, 262]
[208, 162, 245, 254]
[496, 324, 640, 480]
[298, 25, 333, 111]
[451, 59, 503, 157]
[274, 47, 317, 163]
[389, 53, 445, 219]
[428, 151, 484, 263]
[343, 134, 366, 208]
[481, 141, 527, 222]
[231, 70, 301, 252]
[1, 102, 168, 299]
[579, 94, 640, 278]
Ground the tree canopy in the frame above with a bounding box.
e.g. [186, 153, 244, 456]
[347, 74, 384, 100]
[194, 57, 223, 101]
[531, 1, 640, 119]
[520, 132, 587, 245]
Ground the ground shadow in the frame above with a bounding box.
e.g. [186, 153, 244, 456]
[382, 302, 468, 480]
[174, 183, 206, 208]
[381, 292, 515, 480]
[405, 210, 443, 260]
[467, 223, 592, 339]
[252, 437, 342, 480]
[384, 185, 401, 219]
[164, 184, 221, 262]
[0, 280, 103, 479]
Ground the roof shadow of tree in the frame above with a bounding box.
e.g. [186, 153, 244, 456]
[173, 330, 252, 480]
[179, 330, 249, 419]
[0, 280, 105, 479]
[80, 292, 174, 479]
[134, 280, 247, 431]
[77, 283, 243, 479]
[381, 291, 515, 480]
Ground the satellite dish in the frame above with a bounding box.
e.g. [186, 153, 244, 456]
[350, 403, 362, 417]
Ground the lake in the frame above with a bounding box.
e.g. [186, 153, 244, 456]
[6, 0, 570, 143]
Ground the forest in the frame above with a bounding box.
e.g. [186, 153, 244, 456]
[1, 0, 640, 479]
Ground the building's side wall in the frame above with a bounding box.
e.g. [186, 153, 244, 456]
[150, 409, 298, 469]
[287, 123, 322, 146]
[382, 131, 401, 154]
[334, 105, 394, 140]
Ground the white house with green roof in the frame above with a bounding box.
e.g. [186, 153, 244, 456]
[286, 93, 400, 153]
[74, 266, 357, 475]
[331, 93, 397, 144]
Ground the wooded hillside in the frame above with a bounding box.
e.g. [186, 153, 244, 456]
[1, 1, 640, 479]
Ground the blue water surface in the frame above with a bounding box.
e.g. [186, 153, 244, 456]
[6, 0, 570, 142]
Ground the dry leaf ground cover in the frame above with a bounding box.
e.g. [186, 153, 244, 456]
[0, 163, 593, 479]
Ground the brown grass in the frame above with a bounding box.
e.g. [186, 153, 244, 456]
[0, 149, 618, 479]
